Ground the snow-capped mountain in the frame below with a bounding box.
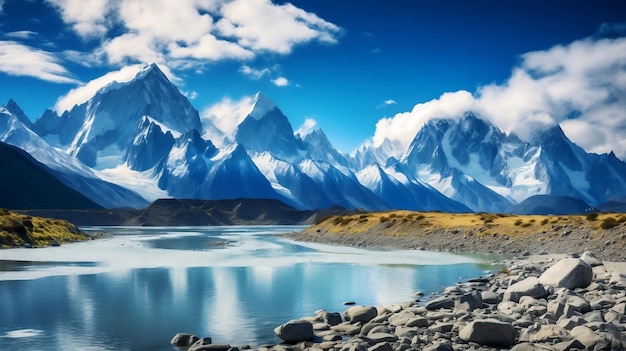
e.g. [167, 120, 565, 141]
[4, 62, 625, 213]
[390, 113, 626, 211]
[0, 102, 148, 208]
[34, 63, 201, 168]
[356, 163, 471, 212]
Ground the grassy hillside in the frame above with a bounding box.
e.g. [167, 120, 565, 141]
[294, 210, 626, 261]
[310, 211, 626, 237]
[0, 209, 90, 248]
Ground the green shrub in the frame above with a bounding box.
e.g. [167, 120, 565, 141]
[586, 212, 599, 221]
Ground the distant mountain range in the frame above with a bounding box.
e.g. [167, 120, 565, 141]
[2, 63, 626, 215]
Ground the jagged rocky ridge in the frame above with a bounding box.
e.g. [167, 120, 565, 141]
[2, 63, 626, 212]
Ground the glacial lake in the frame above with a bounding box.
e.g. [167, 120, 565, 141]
[0, 226, 497, 351]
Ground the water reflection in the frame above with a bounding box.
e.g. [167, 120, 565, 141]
[0, 226, 494, 350]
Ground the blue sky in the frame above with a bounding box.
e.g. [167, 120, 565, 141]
[1, 0, 626, 156]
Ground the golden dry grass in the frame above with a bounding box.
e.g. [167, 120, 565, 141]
[307, 210, 626, 238]
[0, 209, 90, 248]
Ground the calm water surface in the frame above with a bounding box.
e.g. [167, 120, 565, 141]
[0, 226, 497, 351]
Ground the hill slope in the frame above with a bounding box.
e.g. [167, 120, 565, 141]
[0, 209, 90, 248]
[0, 142, 102, 210]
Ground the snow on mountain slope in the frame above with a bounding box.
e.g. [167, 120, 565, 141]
[34, 63, 201, 169]
[0, 102, 147, 208]
[351, 138, 400, 170]
[297, 158, 389, 210]
[125, 116, 177, 172]
[201, 92, 274, 144]
[249, 151, 327, 209]
[13, 62, 626, 214]
[298, 128, 350, 167]
[394, 113, 626, 211]
[235, 93, 302, 160]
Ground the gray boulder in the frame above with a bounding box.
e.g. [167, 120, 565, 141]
[170, 333, 199, 347]
[274, 319, 314, 343]
[368, 342, 392, 351]
[189, 340, 231, 351]
[519, 324, 570, 343]
[345, 306, 378, 324]
[481, 290, 500, 304]
[503, 277, 547, 302]
[320, 311, 342, 326]
[539, 258, 592, 289]
[570, 325, 604, 349]
[459, 291, 483, 311]
[459, 319, 516, 347]
[424, 296, 455, 310]
[581, 250, 602, 267]
[423, 343, 454, 351]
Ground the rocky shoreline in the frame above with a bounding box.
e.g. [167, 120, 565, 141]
[172, 250, 626, 351]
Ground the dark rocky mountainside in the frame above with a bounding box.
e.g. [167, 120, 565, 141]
[22, 198, 356, 226]
[0, 141, 102, 210]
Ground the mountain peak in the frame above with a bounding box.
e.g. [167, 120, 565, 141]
[2, 99, 33, 129]
[248, 91, 277, 120]
[134, 62, 168, 82]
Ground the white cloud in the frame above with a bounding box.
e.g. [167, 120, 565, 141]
[55, 64, 144, 113]
[201, 95, 254, 141]
[0, 41, 81, 84]
[377, 99, 397, 108]
[239, 64, 271, 79]
[295, 118, 317, 136]
[4, 31, 38, 40]
[371, 36, 626, 160]
[216, 0, 341, 54]
[372, 91, 475, 150]
[272, 76, 289, 87]
[54, 63, 182, 113]
[47, 0, 111, 39]
[47, 0, 340, 68]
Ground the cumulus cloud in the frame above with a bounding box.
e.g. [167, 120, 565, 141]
[46, 0, 340, 68]
[201, 95, 255, 141]
[216, 0, 341, 54]
[47, 0, 111, 39]
[0, 41, 81, 84]
[295, 118, 317, 136]
[371, 36, 626, 160]
[272, 76, 289, 87]
[54, 63, 181, 113]
[372, 91, 475, 150]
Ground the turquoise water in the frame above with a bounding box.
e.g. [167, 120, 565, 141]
[0, 226, 495, 350]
